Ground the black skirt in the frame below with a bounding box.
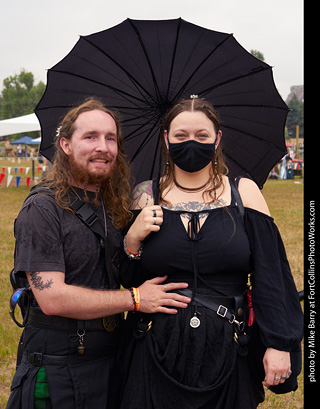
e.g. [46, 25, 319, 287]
[7, 323, 122, 409]
[118, 296, 265, 409]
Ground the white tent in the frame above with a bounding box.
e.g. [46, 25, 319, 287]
[31, 136, 42, 143]
[0, 113, 40, 137]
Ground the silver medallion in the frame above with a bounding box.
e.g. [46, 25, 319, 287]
[190, 315, 201, 328]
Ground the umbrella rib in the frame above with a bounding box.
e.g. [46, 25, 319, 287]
[172, 33, 234, 101]
[128, 19, 161, 102]
[199, 67, 283, 98]
[45, 69, 149, 107]
[81, 36, 156, 103]
[223, 125, 287, 151]
[214, 103, 289, 112]
[166, 18, 182, 97]
[128, 126, 159, 161]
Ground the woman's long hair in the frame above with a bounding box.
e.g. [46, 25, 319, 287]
[160, 98, 229, 204]
[38, 98, 132, 229]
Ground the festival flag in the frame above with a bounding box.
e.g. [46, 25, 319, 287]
[26, 177, 31, 188]
[25, 167, 30, 175]
[16, 176, 21, 187]
[0, 173, 5, 184]
[20, 167, 23, 174]
[7, 174, 13, 187]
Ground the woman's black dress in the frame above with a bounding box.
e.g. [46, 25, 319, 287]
[119, 180, 303, 409]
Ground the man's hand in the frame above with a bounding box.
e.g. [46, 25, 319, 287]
[138, 276, 191, 314]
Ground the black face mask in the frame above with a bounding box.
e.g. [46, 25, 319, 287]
[168, 140, 216, 173]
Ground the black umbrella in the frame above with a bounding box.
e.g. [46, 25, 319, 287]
[35, 18, 289, 188]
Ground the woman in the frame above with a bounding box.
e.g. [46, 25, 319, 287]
[119, 98, 303, 408]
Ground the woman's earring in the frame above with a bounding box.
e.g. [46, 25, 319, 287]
[165, 151, 170, 172]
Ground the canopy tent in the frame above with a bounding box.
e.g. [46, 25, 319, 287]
[0, 113, 40, 137]
[10, 136, 36, 145]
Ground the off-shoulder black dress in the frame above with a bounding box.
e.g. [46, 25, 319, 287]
[119, 179, 303, 409]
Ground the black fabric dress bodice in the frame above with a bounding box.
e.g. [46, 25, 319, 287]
[141, 204, 251, 289]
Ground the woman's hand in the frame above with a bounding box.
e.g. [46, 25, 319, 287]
[262, 348, 291, 387]
[126, 205, 163, 252]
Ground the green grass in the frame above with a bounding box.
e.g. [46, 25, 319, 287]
[0, 179, 304, 408]
[0, 186, 30, 407]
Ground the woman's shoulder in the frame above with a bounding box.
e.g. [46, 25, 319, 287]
[131, 180, 154, 209]
[236, 177, 271, 216]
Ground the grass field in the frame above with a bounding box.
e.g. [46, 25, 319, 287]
[0, 178, 304, 408]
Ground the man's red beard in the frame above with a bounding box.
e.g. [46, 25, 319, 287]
[67, 153, 117, 190]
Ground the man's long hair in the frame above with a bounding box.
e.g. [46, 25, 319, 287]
[39, 98, 132, 229]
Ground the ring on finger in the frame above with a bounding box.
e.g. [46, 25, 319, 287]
[280, 376, 287, 380]
[153, 209, 157, 217]
[153, 217, 157, 225]
[164, 284, 167, 292]
[287, 371, 292, 377]
[274, 376, 280, 381]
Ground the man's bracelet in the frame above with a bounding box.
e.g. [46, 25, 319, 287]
[129, 287, 140, 311]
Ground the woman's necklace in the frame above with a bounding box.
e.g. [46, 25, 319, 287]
[173, 175, 211, 193]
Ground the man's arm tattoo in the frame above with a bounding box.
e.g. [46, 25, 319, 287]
[30, 272, 53, 291]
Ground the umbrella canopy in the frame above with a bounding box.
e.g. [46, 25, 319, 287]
[10, 136, 35, 145]
[35, 18, 289, 188]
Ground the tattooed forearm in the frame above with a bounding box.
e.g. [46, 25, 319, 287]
[30, 272, 53, 291]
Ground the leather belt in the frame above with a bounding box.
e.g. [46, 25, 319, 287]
[28, 306, 123, 332]
[178, 288, 245, 331]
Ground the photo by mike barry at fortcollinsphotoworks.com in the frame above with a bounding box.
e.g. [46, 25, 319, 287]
[306, 200, 316, 390]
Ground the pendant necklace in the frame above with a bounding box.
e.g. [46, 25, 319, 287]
[190, 313, 201, 328]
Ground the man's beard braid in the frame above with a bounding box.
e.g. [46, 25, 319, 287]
[68, 154, 117, 206]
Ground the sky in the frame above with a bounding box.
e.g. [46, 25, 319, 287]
[1, 0, 303, 101]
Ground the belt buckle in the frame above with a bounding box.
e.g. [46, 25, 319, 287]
[217, 304, 228, 318]
[29, 352, 43, 366]
[103, 315, 116, 332]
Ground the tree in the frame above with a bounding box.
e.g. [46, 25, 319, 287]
[286, 94, 304, 138]
[250, 50, 265, 62]
[1, 69, 45, 120]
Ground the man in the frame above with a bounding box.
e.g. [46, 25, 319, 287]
[7, 98, 191, 409]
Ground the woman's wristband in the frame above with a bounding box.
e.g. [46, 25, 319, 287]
[123, 235, 143, 260]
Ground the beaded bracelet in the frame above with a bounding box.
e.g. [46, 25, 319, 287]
[123, 235, 143, 260]
[129, 287, 140, 311]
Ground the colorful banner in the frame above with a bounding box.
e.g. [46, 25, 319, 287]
[7, 174, 13, 187]
[0, 164, 45, 188]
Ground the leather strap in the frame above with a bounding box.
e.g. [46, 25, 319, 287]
[178, 288, 245, 331]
